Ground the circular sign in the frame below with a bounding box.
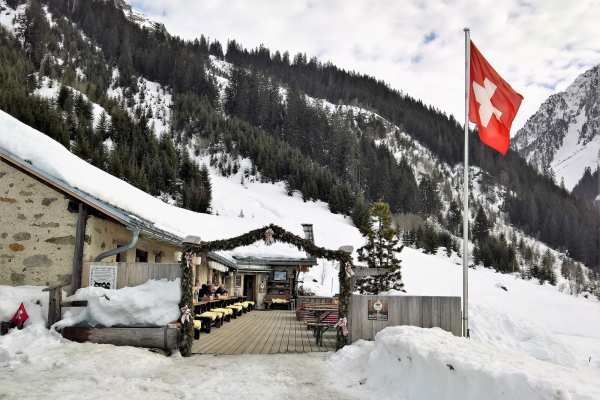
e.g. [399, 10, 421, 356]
[373, 301, 383, 311]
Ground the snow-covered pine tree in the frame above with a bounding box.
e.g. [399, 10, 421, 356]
[356, 202, 404, 294]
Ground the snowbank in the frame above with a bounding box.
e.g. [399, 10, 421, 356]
[331, 326, 600, 400]
[469, 303, 578, 368]
[0, 321, 349, 399]
[0, 285, 50, 327]
[55, 279, 181, 328]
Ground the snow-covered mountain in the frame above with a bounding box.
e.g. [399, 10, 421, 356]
[108, 0, 168, 34]
[512, 63, 600, 191]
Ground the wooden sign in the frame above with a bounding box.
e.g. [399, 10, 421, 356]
[368, 299, 388, 321]
[89, 265, 117, 290]
[353, 267, 387, 277]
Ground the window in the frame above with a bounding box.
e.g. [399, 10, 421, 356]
[136, 249, 148, 262]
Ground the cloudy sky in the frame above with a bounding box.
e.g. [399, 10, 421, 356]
[129, 0, 600, 133]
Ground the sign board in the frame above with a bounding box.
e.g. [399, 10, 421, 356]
[235, 275, 242, 287]
[89, 265, 118, 290]
[367, 299, 388, 321]
[352, 268, 386, 278]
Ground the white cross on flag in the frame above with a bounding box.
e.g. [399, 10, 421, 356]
[469, 41, 523, 155]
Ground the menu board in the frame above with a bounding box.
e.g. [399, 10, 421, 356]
[367, 300, 388, 321]
[89, 265, 118, 290]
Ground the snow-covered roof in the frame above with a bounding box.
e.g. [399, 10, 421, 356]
[0, 146, 183, 246]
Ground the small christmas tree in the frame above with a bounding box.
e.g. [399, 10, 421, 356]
[356, 202, 404, 294]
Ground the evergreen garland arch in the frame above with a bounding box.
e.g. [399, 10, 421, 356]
[179, 223, 353, 356]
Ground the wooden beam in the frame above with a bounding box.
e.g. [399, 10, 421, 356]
[61, 326, 180, 349]
[42, 281, 71, 291]
[60, 301, 88, 307]
[71, 203, 88, 293]
[46, 287, 62, 329]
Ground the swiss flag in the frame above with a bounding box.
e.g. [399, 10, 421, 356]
[469, 41, 523, 155]
[12, 302, 29, 326]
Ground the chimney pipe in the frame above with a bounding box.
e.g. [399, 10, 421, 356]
[302, 224, 314, 244]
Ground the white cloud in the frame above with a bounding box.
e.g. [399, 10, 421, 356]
[129, 0, 600, 133]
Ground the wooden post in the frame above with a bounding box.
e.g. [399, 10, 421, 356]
[71, 203, 88, 293]
[42, 281, 71, 329]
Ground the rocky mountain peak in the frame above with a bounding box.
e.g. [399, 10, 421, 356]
[512, 63, 600, 190]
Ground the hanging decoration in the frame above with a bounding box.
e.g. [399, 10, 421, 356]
[345, 262, 355, 279]
[180, 305, 192, 324]
[178, 249, 195, 356]
[264, 228, 275, 246]
[184, 252, 194, 268]
[334, 317, 348, 337]
[179, 223, 354, 356]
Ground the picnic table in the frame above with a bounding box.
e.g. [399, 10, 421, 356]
[193, 300, 209, 314]
[304, 306, 338, 346]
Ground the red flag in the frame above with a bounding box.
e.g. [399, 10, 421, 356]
[12, 303, 29, 326]
[469, 41, 523, 155]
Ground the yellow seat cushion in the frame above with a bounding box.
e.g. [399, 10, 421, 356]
[226, 305, 242, 311]
[245, 301, 255, 305]
[234, 302, 248, 309]
[213, 308, 233, 316]
[199, 312, 219, 321]
[272, 298, 288, 304]
[193, 320, 202, 329]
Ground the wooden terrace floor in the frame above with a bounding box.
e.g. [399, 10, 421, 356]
[192, 310, 337, 354]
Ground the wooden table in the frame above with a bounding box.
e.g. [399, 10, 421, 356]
[193, 301, 209, 314]
[306, 307, 338, 346]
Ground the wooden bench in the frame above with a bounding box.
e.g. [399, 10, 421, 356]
[194, 312, 223, 335]
[264, 295, 291, 310]
[306, 322, 328, 346]
[226, 305, 243, 318]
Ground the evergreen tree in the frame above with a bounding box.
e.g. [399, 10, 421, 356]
[351, 194, 371, 230]
[422, 224, 439, 255]
[356, 202, 404, 294]
[198, 163, 212, 213]
[15, 0, 51, 68]
[446, 200, 462, 236]
[472, 206, 490, 243]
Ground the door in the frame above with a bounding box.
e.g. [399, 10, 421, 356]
[244, 275, 255, 302]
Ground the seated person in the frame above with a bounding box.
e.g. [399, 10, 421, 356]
[216, 284, 228, 295]
[198, 284, 211, 298]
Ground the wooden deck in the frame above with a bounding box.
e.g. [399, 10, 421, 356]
[192, 310, 337, 354]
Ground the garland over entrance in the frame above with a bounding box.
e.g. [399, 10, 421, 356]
[179, 223, 353, 356]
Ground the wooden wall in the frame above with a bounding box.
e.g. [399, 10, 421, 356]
[81, 262, 180, 289]
[348, 295, 462, 342]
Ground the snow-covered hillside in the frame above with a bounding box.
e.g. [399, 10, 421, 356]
[512, 63, 600, 190]
[2, 108, 600, 372]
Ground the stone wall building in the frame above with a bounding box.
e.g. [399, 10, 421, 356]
[0, 149, 182, 294]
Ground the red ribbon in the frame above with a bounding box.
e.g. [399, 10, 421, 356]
[345, 262, 355, 279]
[264, 228, 274, 246]
[334, 317, 348, 336]
[184, 252, 193, 268]
[180, 305, 192, 323]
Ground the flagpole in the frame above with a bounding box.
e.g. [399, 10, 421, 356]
[462, 27, 470, 339]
